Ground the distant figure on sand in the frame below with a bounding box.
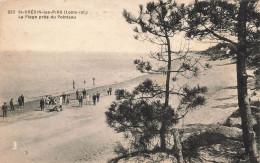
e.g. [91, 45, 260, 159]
[96, 91, 100, 102]
[59, 96, 63, 111]
[83, 89, 86, 99]
[73, 80, 75, 89]
[76, 90, 79, 99]
[62, 92, 66, 104]
[66, 95, 70, 105]
[53, 98, 57, 105]
[109, 86, 112, 95]
[84, 80, 86, 84]
[45, 96, 50, 107]
[10, 98, 14, 111]
[18, 96, 22, 108]
[21, 95, 24, 107]
[40, 97, 45, 111]
[2, 102, 7, 117]
[86, 94, 90, 105]
[79, 95, 83, 107]
[93, 78, 95, 86]
[92, 93, 97, 105]
[50, 96, 54, 106]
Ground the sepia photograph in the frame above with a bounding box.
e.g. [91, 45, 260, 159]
[0, 0, 259, 162]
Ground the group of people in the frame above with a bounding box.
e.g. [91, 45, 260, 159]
[2, 86, 113, 117]
[40, 93, 71, 111]
[76, 89, 101, 107]
[18, 95, 24, 108]
[108, 86, 112, 95]
[1, 95, 25, 117]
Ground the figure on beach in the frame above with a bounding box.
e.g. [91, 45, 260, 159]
[76, 90, 79, 100]
[93, 78, 95, 86]
[86, 93, 90, 105]
[66, 95, 70, 105]
[96, 91, 100, 102]
[18, 96, 22, 108]
[45, 96, 50, 107]
[53, 98, 57, 105]
[2, 102, 7, 117]
[79, 95, 83, 107]
[62, 92, 66, 104]
[83, 89, 86, 99]
[109, 86, 112, 95]
[92, 93, 97, 105]
[40, 97, 45, 111]
[21, 95, 24, 107]
[59, 95, 63, 111]
[50, 96, 54, 106]
[73, 80, 75, 89]
[10, 98, 14, 111]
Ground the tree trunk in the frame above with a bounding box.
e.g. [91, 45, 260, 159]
[173, 128, 184, 163]
[161, 32, 183, 163]
[237, 1, 259, 162]
[160, 34, 172, 150]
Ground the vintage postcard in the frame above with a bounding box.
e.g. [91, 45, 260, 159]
[0, 0, 259, 162]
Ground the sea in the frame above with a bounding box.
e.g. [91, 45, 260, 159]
[0, 51, 145, 105]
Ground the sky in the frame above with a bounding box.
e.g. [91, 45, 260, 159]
[0, 0, 213, 53]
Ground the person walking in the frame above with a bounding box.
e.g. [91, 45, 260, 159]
[40, 97, 45, 111]
[2, 102, 7, 117]
[45, 96, 50, 107]
[53, 98, 57, 105]
[62, 92, 66, 104]
[93, 78, 95, 86]
[73, 80, 75, 89]
[59, 95, 63, 111]
[92, 93, 97, 105]
[10, 98, 15, 111]
[79, 95, 83, 107]
[86, 94, 90, 105]
[66, 95, 70, 105]
[50, 96, 54, 106]
[109, 86, 112, 95]
[21, 95, 24, 107]
[76, 90, 79, 100]
[83, 89, 86, 99]
[96, 91, 100, 102]
[18, 96, 22, 108]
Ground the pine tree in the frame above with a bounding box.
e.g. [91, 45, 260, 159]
[106, 1, 208, 162]
[185, 0, 259, 162]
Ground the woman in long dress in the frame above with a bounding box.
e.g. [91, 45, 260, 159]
[86, 94, 90, 105]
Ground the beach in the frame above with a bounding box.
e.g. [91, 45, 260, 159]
[0, 73, 155, 163]
[0, 56, 249, 162]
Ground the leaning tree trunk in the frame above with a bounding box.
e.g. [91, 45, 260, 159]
[237, 1, 259, 162]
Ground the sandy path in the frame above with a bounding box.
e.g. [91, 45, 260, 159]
[0, 93, 123, 163]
